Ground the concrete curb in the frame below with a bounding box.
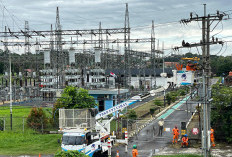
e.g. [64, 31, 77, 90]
[186, 103, 201, 128]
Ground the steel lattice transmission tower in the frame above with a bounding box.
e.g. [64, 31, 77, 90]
[150, 20, 156, 89]
[25, 21, 30, 54]
[55, 7, 63, 88]
[124, 3, 130, 87]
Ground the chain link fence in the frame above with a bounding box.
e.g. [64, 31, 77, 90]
[0, 116, 55, 133]
[0, 117, 27, 132]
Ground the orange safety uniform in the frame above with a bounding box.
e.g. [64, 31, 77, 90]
[176, 64, 183, 71]
[172, 127, 180, 143]
[132, 149, 138, 157]
[210, 128, 215, 147]
[186, 63, 194, 71]
[181, 136, 189, 147]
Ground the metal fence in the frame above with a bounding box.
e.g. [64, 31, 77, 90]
[0, 116, 54, 133]
[59, 109, 96, 130]
[0, 117, 27, 132]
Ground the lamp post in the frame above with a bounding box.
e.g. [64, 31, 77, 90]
[9, 51, 12, 130]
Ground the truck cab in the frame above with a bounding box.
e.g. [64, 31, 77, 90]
[61, 130, 107, 157]
[61, 132, 86, 151]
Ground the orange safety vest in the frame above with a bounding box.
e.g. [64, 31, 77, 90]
[172, 128, 179, 135]
[182, 137, 188, 143]
[132, 149, 138, 157]
[210, 129, 214, 138]
[176, 64, 183, 70]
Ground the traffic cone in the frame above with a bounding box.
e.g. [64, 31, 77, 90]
[39, 153, 41, 157]
[116, 150, 119, 157]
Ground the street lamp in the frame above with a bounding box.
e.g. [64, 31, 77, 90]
[9, 50, 13, 130]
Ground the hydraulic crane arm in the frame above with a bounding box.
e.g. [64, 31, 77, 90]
[95, 96, 141, 120]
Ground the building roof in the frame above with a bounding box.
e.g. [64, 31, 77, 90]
[105, 68, 173, 76]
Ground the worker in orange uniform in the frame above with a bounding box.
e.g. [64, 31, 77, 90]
[175, 64, 183, 71]
[132, 145, 138, 157]
[210, 128, 216, 147]
[172, 126, 180, 144]
[186, 61, 194, 71]
[181, 134, 189, 147]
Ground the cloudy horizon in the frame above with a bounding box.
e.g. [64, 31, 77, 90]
[0, 0, 232, 56]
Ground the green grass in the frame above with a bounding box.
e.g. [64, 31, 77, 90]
[0, 106, 32, 117]
[0, 106, 61, 155]
[154, 155, 202, 157]
[0, 106, 53, 132]
[133, 95, 163, 118]
[0, 131, 62, 155]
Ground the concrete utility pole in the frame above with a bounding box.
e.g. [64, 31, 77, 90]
[202, 4, 209, 157]
[177, 4, 229, 157]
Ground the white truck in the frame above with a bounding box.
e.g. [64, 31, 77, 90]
[59, 96, 141, 157]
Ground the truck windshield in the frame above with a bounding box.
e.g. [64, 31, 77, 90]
[62, 136, 85, 145]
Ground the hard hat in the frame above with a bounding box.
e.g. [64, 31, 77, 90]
[184, 134, 188, 137]
[133, 145, 137, 149]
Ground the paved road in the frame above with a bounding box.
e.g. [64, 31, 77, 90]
[112, 78, 219, 157]
[112, 95, 198, 157]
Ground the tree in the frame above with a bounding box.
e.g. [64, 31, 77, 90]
[211, 84, 232, 143]
[52, 86, 97, 127]
[57, 86, 97, 109]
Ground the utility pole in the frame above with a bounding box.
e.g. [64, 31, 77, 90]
[177, 5, 228, 157]
[202, 5, 209, 157]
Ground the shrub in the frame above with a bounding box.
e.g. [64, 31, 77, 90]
[55, 150, 88, 157]
[27, 107, 48, 132]
[127, 110, 137, 120]
[166, 93, 172, 105]
[150, 108, 155, 115]
[178, 89, 186, 96]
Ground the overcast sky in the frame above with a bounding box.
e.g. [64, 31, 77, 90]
[1, 0, 232, 56]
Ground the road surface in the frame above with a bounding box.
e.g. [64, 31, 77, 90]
[112, 95, 198, 157]
[112, 78, 219, 157]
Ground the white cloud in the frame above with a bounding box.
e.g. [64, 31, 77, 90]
[0, 0, 232, 56]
